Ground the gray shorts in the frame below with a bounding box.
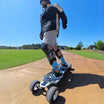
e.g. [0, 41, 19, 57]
[43, 30, 58, 47]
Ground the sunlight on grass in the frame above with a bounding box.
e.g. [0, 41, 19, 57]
[68, 50, 104, 61]
[0, 49, 46, 70]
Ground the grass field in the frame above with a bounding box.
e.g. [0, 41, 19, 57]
[0, 49, 46, 70]
[68, 50, 104, 61]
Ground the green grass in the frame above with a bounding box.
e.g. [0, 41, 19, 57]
[67, 50, 104, 61]
[0, 49, 46, 70]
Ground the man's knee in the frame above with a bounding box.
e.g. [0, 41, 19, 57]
[41, 43, 56, 65]
[41, 43, 48, 52]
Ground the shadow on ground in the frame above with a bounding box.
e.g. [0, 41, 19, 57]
[32, 68, 104, 104]
[58, 69, 104, 93]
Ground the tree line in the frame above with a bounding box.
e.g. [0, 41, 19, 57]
[0, 40, 104, 51]
[0, 44, 41, 49]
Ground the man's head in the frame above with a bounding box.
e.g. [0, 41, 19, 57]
[40, 0, 51, 8]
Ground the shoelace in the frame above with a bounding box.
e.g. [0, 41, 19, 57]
[50, 74, 56, 79]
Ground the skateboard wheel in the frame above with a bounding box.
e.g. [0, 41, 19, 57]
[30, 80, 40, 92]
[46, 86, 58, 103]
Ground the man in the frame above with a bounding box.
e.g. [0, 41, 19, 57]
[40, 0, 70, 85]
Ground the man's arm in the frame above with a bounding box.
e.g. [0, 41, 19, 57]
[53, 4, 67, 29]
[40, 31, 43, 40]
[40, 14, 43, 40]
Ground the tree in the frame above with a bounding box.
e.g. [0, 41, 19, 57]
[69, 47, 75, 50]
[95, 40, 104, 50]
[76, 42, 83, 50]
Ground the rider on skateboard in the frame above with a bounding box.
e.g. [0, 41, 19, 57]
[40, 0, 70, 85]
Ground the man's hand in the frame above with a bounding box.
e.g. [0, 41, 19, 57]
[63, 24, 67, 29]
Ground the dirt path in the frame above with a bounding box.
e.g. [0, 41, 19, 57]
[0, 51, 104, 104]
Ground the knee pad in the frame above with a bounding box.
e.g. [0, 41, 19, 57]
[41, 43, 56, 65]
[55, 48, 63, 59]
[41, 43, 47, 53]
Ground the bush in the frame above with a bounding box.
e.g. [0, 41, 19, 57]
[69, 47, 75, 50]
[75, 42, 83, 50]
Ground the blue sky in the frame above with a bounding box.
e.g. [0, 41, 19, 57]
[0, 0, 104, 47]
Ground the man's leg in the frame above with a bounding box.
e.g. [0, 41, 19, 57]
[53, 46, 68, 66]
[41, 43, 62, 76]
